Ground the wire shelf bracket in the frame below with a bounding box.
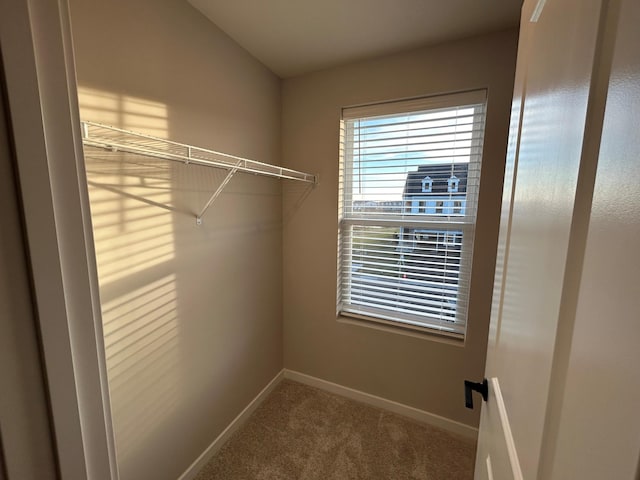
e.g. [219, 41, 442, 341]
[81, 121, 318, 225]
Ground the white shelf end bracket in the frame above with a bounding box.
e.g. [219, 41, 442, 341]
[196, 160, 243, 225]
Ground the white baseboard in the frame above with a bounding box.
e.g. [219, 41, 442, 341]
[283, 369, 478, 440]
[177, 370, 285, 480]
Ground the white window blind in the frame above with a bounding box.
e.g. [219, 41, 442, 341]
[337, 90, 487, 336]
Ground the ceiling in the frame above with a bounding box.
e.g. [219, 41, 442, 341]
[187, 0, 522, 78]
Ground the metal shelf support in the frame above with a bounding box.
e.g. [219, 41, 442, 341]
[196, 160, 242, 225]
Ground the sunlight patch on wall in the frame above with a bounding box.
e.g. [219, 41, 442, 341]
[78, 86, 175, 286]
[77, 86, 184, 470]
[78, 86, 168, 138]
[85, 152, 176, 286]
[101, 274, 181, 465]
[77, 87, 121, 126]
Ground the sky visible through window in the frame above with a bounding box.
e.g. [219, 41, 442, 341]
[348, 106, 476, 202]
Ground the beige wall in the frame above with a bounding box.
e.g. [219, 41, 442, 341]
[69, 1, 283, 479]
[281, 29, 518, 427]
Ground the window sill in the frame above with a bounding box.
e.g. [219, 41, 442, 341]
[337, 312, 465, 347]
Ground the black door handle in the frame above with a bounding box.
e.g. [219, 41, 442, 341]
[464, 378, 488, 409]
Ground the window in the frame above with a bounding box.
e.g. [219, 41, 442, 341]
[448, 175, 460, 192]
[421, 176, 433, 193]
[337, 90, 486, 337]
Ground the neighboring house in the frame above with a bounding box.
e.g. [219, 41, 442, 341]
[398, 163, 468, 254]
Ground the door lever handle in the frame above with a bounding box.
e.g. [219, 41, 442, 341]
[464, 378, 488, 409]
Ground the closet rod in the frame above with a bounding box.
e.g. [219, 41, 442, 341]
[80, 121, 318, 184]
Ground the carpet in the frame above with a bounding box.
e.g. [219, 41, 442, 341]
[194, 380, 476, 479]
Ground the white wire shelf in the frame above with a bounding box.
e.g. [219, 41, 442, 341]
[81, 121, 318, 224]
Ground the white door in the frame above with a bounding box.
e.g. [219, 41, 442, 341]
[537, 0, 640, 474]
[473, 0, 605, 478]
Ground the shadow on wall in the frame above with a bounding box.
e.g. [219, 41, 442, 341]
[283, 181, 315, 226]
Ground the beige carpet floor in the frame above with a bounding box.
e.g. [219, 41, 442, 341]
[194, 380, 476, 480]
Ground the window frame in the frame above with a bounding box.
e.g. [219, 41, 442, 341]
[337, 90, 487, 338]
